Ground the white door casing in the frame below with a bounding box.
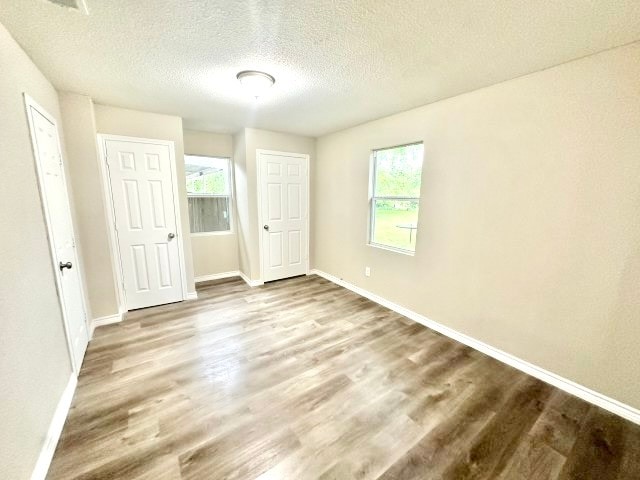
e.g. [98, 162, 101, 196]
[102, 137, 186, 310]
[24, 95, 89, 373]
[258, 150, 309, 282]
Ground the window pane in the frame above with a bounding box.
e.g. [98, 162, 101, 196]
[188, 197, 230, 233]
[371, 199, 419, 251]
[185, 155, 230, 195]
[374, 143, 423, 197]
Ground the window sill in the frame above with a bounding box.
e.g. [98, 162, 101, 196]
[367, 242, 415, 256]
[190, 231, 235, 237]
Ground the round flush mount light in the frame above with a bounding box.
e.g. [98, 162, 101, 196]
[236, 70, 275, 98]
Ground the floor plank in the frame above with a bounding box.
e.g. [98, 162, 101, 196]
[46, 275, 640, 480]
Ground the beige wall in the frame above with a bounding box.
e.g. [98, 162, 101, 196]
[233, 130, 250, 277]
[93, 105, 196, 295]
[59, 93, 120, 318]
[313, 42, 640, 409]
[184, 129, 232, 158]
[237, 128, 316, 280]
[183, 129, 238, 278]
[0, 24, 73, 479]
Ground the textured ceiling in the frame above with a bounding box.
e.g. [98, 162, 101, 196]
[2, 1, 640, 136]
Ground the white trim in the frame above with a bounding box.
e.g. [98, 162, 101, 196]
[256, 149, 308, 158]
[185, 153, 236, 235]
[96, 136, 126, 315]
[309, 269, 640, 426]
[24, 94, 89, 375]
[97, 134, 189, 310]
[239, 271, 264, 287]
[368, 142, 423, 255]
[30, 374, 77, 480]
[256, 149, 310, 283]
[76, 0, 89, 15]
[368, 242, 416, 256]
[195, 271, 241, 283]
[190, 231, 234, 237]
[185, 291, 198, 300]
[89, 312, 123, 338]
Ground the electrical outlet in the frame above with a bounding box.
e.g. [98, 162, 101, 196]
[365, 267, 371, 277]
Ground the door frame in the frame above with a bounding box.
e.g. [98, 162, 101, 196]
[256, 149, 310, 283]
[97, 134, 188, 311]
[23, 94, 89, 374]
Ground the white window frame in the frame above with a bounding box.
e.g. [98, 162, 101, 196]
[185, 155, 234, 236]
[368, 141, 423, 255]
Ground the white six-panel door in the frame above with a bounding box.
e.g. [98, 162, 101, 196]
[25, 96, 89, 373]
[258, 150, 309, 282]
[104, 138, 185, 310]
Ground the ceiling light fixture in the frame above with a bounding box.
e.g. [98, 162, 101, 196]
[236, 70, 275, 99]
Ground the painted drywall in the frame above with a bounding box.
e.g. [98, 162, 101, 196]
[183, 130, 239, 278]
[235, 128, 315, 281]
[184, 129, 233, 158]
[0, 23, 73, 479]
[58, 93, 120, 319]
[313, 41, 640, 409]
[93, 105, 196, 295]
[233, 129, 250, 277]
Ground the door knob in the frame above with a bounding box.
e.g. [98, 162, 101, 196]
[59, 261, 72, 271]
[168, 232, 176, 239]
[263, 225, 269, 231]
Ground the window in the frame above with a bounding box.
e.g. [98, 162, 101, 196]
[369, 142, 424, 253]
[185, 155, 232, 234]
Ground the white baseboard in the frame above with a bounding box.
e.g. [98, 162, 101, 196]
[89, 312, 123, 338]
[30, 373, 77, 480]
[195, 271, 241, 283]
[239, 271, 264, 287]
[185, 291, 198, 301]
[309, 269, 640, 426]
[195, 270, 262, 288]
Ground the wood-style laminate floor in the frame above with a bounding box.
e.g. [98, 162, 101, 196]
[48, 275, 640, 480]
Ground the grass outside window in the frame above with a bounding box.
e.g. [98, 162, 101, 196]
[369, 143, 424, 253]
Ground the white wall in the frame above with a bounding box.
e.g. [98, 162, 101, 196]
[313, 41, 640, 409]
[0, 24, 73, 479]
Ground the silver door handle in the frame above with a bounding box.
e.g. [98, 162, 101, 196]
[263, 225, 269, 231]
[168, 232, 176, 239]
[59, 261, 72, 271]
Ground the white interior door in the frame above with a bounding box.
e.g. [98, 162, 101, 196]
[25, 96, 89, 372]
[104, 138, 185, 310]
[259, 150, 309, 282]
